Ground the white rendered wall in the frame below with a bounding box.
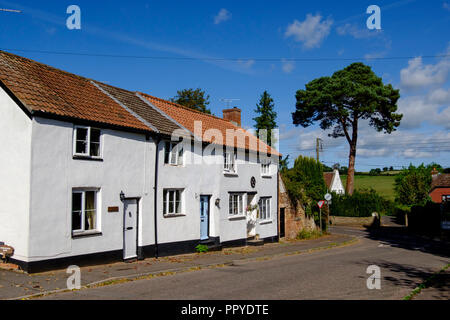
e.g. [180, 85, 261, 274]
[156, 139, 279, 245]
[0, 87, 32, 260]
[27, 117, 155, 262]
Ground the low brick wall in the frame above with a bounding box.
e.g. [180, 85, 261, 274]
[329, 216, 377, 227]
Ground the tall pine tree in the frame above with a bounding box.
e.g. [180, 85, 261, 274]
[253, 91, 277, 147]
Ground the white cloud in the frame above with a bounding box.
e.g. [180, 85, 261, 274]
[214, 8, 232, 25]
[281, 59, 295, 73]
[400, 54, 450, 90]
[285, 14, 333, 49]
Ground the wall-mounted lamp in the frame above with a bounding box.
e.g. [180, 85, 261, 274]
[120, 191, 125, 201]
[215, 198, 221, 207]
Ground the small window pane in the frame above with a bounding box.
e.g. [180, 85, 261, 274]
[72, 192, 82, 231]
[76, 128, 88, 141]
[75, 141, 87, 154]
[90, 129, 101, 143]
[72, 211, 82, 231]
[90, 142, 100, 157]
[85, 191, 96, 230]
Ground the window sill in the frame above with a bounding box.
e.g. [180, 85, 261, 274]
[72, 231, 102, 239]
[224, 172, 238, 177]
[164, 164, 184, 167]
[261, 175, 272, 179]
[163, 213, 186, 218]
[228, 215, 246, 221]
[259, 220, 273, 225]
[73, 155, 103, 162]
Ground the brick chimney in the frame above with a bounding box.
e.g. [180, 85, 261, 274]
[431, 167, 439, 180]
[223, 107, 241, 127]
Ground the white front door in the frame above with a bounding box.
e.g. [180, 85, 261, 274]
[123, 199, 138, 260]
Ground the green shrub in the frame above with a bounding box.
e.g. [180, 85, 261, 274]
[330, 189, 395, 217]
[297, 229, 323, 240]
[195, 244, 209, 253]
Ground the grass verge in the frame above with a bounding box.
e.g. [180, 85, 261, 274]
[403, 264, 450, 300]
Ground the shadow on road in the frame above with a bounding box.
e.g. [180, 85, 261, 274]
[364, 226, 450, 260]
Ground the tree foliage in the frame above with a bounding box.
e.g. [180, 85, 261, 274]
[394, 164, 441, 207]
[292, 62, 402, 195]
[254, 91, 278, 147]
[171, 88, 212, 114]
[282, 156, 327, 214]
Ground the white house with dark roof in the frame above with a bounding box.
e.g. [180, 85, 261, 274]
[0, 51, 280, 272]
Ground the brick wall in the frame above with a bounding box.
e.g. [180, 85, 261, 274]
[430, 188, 450, 203]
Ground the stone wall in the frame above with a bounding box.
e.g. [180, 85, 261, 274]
[329, 216, 377, 227]
[279, 174, 316, 239]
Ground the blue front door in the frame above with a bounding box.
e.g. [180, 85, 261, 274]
[200, 196, 209, 240]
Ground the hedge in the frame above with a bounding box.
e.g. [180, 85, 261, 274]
[329, 189, 395, 217]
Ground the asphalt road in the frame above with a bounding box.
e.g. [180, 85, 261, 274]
[40, 227, 450, 300]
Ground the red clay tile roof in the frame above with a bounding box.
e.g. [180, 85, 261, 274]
[431, 174, 450, 190]
[0, 51, 151, 132]
[138, 92, 281, 156]
[94, 81, 189, 138]
[323, 172, 334, 189]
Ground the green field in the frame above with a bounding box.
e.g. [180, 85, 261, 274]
[340, 175, 397, 201]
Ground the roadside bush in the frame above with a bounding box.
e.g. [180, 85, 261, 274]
[330, 189, 395, 217]
[297, 229, 323, 240]
[195, 244, 209, 253]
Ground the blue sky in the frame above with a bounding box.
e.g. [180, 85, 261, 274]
[0, 0, 449, 170]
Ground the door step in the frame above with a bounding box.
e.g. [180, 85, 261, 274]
[247, 239, 264, 246]
[199, 239, 222, 252]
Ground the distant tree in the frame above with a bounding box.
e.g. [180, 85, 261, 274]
[333, 163, 341, 171]
[171, 88, 211, 114]
[254, 91, 278, 147]
[292, 63, 402, 195]
[394, 164, 435, 207]
[282, 156, 327, 211]
[369, 168, 382, 176]
[323, 164, 334, 172]
[444, 168, 450, 174]
[389, 166, 394, 171]
[340, 166, 349, 175]
[279, 155, 290, 172]
[383, 167, 388, 172]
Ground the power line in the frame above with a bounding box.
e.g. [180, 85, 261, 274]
[0, 8, 22, 13]
[1, 48, 449, 62]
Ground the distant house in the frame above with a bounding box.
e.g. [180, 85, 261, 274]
[430, 169, 450, 203]
[323, 169, 345, 195]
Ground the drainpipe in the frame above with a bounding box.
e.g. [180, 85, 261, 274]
[154, 137, 161, 258]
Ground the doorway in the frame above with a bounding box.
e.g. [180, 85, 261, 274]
[200, 196, 210, 240]
[123, 198, 139, 260]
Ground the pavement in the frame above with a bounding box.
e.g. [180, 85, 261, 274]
[0, 233, 354, 300]
[2, 223, 449, 300]
[37, 226, 450, 300]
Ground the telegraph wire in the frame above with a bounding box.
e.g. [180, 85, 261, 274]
[1, 48, 449, 62]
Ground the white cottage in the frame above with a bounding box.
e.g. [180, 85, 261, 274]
[0, 51, 280, 272]
[323, 169, 346, 195]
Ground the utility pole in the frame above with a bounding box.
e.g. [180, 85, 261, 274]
[316, 138, 323, 162]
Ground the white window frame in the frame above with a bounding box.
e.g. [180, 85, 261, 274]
[73, 126, 102, 159]
[259, 197, 271, 221]
[163, 189, 184, 216]
[164, 142, 184, 166]
[224, 151, 236, 174]
[261, 160, 271, 176]
[72, 189, 100, 235]
[229, 193, 245, 216]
